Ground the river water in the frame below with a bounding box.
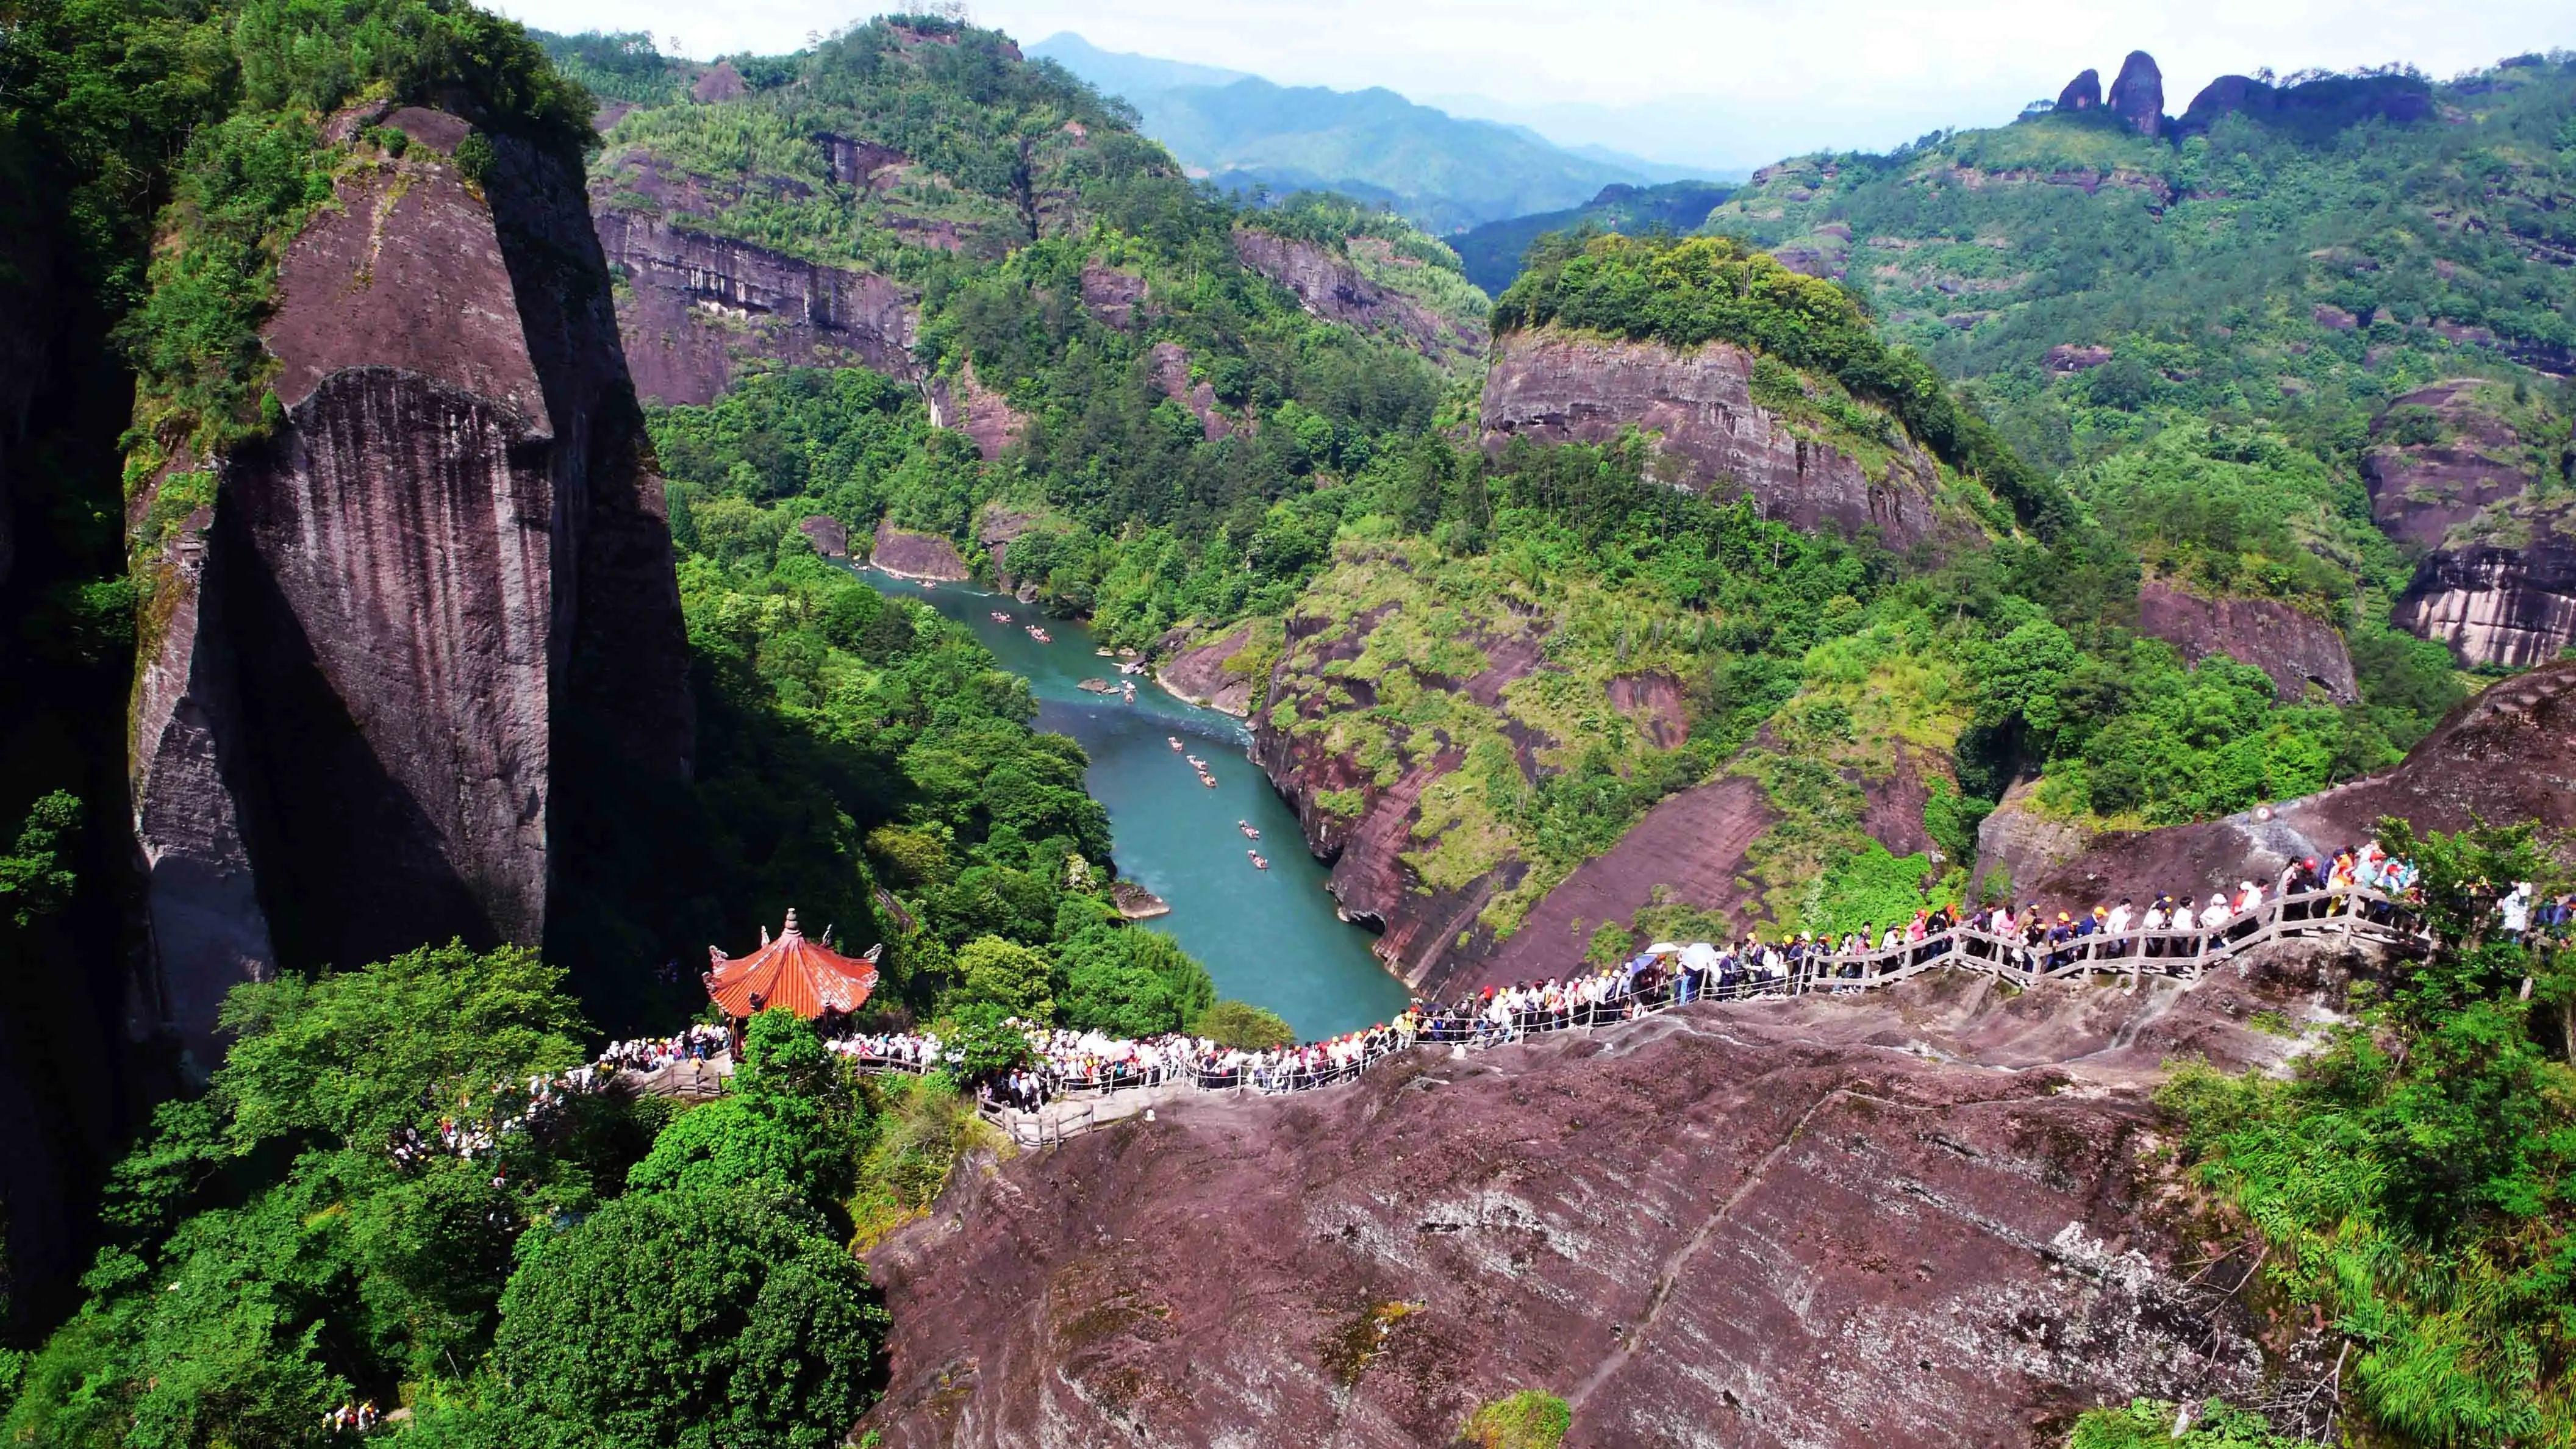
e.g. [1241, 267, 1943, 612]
[860, 570, 1409, 1040]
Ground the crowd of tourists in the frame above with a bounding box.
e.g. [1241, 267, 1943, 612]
[385, 1026, 733, 1167]
[380, 838, 2571, 1139]
[849, 839, 2502, 1112]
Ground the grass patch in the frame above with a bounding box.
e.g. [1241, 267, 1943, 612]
[1459, 1390, 1571, 1449]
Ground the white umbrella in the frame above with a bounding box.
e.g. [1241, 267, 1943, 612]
[1680, 942, 1723, 970]
[1645, 941, 1684, 955]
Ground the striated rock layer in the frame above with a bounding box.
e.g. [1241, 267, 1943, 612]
[1481, 328, 1967, 553]
[1233, 226, 1482, 365]
[2134, 577, 2356, 703]
[860, 961, 2358, 1448]
[594, 207, 920, 407]
[128, 109, 692, 1062]
[2365, 381, 2576, 668]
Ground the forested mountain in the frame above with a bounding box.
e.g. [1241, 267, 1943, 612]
[5, 9, 2574, 1447]
[1028, 31, 1701, 232]
[1453, 178, 1738, 293]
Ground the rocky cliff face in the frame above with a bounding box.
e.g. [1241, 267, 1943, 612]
[868, 518, 969, 581]
[2056, 68, 2102, 113]
[1232, 226, 1481, 365]
[1482, 329, 1967, 553]
[925, 361, 1028, 460]
[2364, 380, 2576, 668]
[2106, 51, 2166, 137]
[2134, 577, 2358, 702]
[862, 957, 2361, 1447]
[128, 108, 692, 1060]
[2028, 657, 2576, 907]
[1154, 622, 1259, 716]
[592, 207, 920, 406]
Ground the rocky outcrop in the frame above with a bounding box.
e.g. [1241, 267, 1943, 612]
[1078, 262, 1145, 329]
[128, 108, 693, 1061]
[1973, 776, 2098, 900]
[2028, 658, 2576, 907]
[592, 208, 920, 406]
[975, 504, 1040, 585]
[868, 518, 968, 581]
[796, 514, 850, 558]
[1155, 623, 1260, 716]
[925, 361, 1027, 459]
[2365, 381, 2576, 668]
[2134, 577, 2358, 702]
[2056, 68, 2102, 113]
[2175, 72, 2434, 139]
[2046, 343, 2113, 373]
[1231, 226, 1481, 364]
[862, 964, 2352, 1447]
[1143, 342, 1239, 441]
[1476, 775, 1779, 984]
[689, 60, 746, 104]
[1481, 329, 1962, 552]
[2106, 51, 2165, 137]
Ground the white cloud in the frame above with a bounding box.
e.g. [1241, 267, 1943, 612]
[490, 0, 2571, 167]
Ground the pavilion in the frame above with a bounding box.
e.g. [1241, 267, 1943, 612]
[703, 910, 880, 1043]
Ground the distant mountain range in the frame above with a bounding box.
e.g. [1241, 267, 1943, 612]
[1029, 33, 1722, 234]
[1451, 179, 1739, 295]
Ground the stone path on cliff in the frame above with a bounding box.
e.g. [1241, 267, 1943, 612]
[965, 884, 2425, 1146]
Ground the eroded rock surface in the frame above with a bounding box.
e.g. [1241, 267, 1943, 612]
[593, 207, 920, 406]
[926, 361, 1027, 460]
[1154, 623, 1259, 716]
[2106, 51, 2166, 137]
[2134, 578, 2357, 703]
[1232, 226, 1481, 364]
[1481, 329, 1966, 553]
[862, 964, 2352, 1448]
[129, 110, 692, 1057]
[870, 518, 970, 581]
[2031, 657, 2576, 906]
[2365, 381, 2576, 668]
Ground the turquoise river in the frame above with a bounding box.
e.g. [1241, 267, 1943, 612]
[860, 569, 1411, 1040]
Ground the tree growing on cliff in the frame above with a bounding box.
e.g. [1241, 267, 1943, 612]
[2159, 822, 2574, 1446]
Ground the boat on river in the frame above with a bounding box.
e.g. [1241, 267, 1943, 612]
[990, 610, 1012, 623]
[1168, 736, 1184, 751]
[1026, 625, 1051, 643]
[1200, 773, 1217, 789]
[1238, 821, 1260, 840]
[1095, 647, 1115, 657]
[1247, 851, 1268, 870]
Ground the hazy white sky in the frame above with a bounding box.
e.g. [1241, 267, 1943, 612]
[492, 0, 2573, 167]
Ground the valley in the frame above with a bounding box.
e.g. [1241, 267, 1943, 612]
[1, 7, 2572, 1448]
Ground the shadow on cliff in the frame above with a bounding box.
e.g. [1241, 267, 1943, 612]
[208, 487, 493, 973]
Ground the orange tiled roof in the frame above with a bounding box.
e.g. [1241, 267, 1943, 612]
[704, 909, 878, 1019]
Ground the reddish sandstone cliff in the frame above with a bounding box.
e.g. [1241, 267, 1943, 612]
[129, 108, 692, 1058]
[2133, 576, 2357, 703]
[1233, 226, 1482, 365]
[1481, 328, 1971, 553]
[862, 957, 2360, 1447]
[2028, 657, 2576, 907]
[2365, 381, 2576, 668]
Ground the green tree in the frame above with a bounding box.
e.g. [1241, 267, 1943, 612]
[1055, 925, 1215, 1037]
[0, 790, 80, 929]
[487, 1186, 887, 1449]
[941, 934, 1057, 1020]
[626, 1012, 861, 1211]
[1189, 1000, 1297, 1051]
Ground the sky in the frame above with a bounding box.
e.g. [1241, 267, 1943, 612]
[490, 0, 2574, 169]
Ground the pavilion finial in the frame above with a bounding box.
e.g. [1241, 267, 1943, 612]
[783, 907, 801, 937]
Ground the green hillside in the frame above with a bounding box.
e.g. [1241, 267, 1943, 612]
[1705, 57, 2576, 517]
